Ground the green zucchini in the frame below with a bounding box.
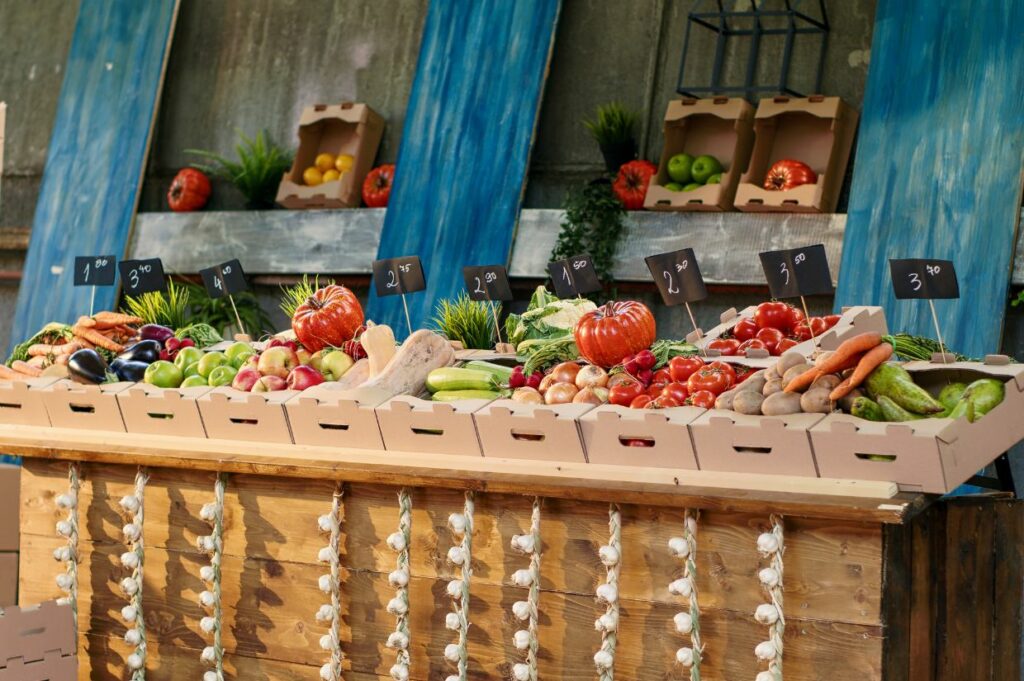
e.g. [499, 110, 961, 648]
[425, 367, 495, 393]
[431, 389, 501, 402]
[463, 360, 514, 383]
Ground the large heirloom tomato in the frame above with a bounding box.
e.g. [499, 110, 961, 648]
[167, 168, 211, 212]
[573, 300, 656, 368]
[612, 160, 657, 210]
[763, 159, 817, 190]
[291, 285, 365, 352]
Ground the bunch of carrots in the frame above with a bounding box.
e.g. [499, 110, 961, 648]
[784, 332, 893, 400]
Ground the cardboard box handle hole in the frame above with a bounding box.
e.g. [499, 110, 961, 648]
[732, 445, 772, 455]
[69, 403, 95, 414]
[0, 402, 22, 410]
[146, 412, 174, 420]
[855, 453, 897, 463]
[511, 430, 545, 442]
[411, 427, 445, 437]
[619, 436, 655, 448]
[229, 417, 259, 426]
[318, 422, 350, 431]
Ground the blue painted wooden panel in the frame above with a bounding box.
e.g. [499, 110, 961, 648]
[836, 0, 1024, 358]
[10, 0, 178, 349]
[366, 0, 561, 333]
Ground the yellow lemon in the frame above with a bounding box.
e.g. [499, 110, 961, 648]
[303, 166, 324, 186]
[335, 154, 355, 173]
[322, 169, 340, 183]
[314, 153, 336, 172]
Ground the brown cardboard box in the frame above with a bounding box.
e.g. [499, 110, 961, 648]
[197, 387, 295, 444]
[377, 395, 494, 457]
[0, 553, 16, 606]
[284, 386, 389, 449]
[116, 383, 212, 438]
[276, 102, 385, 209]
[810, 356, 1024, 493]
[689, 411, 824, 476]
[0, 464, 19, 552]
[0, 601, 76, 679]
[41, 380, 131, 432]
[645, 97, 755, 212]
[734, 96, 858, 213]
[0, 378, 59, 427]
[580, 405, 704, 468]
[474, 401, 594, 463]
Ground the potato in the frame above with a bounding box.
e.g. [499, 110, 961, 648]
[838, 388, 864, 413]
[763, 378, 783, 396]
[714, 387, 738, 410]
[782, 363, 812, 385]
[810, 373, 841, 391]
[800, 387, 834, 414]
[733, 390, 765, 415]
[765, 365, 780, 381]
[737, 370, 766, 394]
[761, 391, 802, 416]
[775, 351, 806, 377]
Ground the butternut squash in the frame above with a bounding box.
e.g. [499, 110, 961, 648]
[333, 358, 370, 390]
[360, 330, 455, 399]
[361, 323, 397, 377]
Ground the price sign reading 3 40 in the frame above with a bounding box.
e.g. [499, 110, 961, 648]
[118, 258, 166, 296]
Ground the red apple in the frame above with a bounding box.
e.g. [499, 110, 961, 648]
[251, 375, 288, 392]
[266, 338, 298, 352]
[287, 365, 325, 391]
[231, 366, 261, 392]
[257, 346, 298, 378]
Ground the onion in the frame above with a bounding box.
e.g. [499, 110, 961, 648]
[573, 386, 609, 405]
[511, 387, 543, 404]
[544, 383, 578, 405]
[550, 361, 581, 384]
[538, 374, 558, 394]
[575, 364, 609, 389]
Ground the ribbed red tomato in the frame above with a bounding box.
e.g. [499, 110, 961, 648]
[573, 300, 656, 368]
[612, 160, 657, 210]
[763, 159, 817, 190]
[291, 285, 365, 352]
[167, 168, 211, 212]
[362, 164, 395, 207]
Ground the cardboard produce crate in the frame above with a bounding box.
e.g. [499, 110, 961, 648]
[284, 386, 389, 449]
[689, 411, 824, 476]
[474, 401, 594, 463]
[810, 356, 1024, 493]
[0, 464, 19, 553]
[644, 97, 755, 212]
[0, 553, 15, 607]
[377, 395, 494, 457]
[276, 102, 384, 209]
[734, 96, 858, 213]
[116, 383, 212, 438]
[0, 601, 76, 680]
[41, 380, 131, 432]
[197, 388, 295, 444]
[579, 404, 704, 468]
[0, 378, 59, 427]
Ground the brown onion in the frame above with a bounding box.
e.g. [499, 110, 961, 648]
[511, 387, 543, 404]
[550, 361, 581, 384]
[573, 386, 609, 405]
[575, 364, 609, 389]
[544, 382, 578, 405]
[538, 374, 558, 394]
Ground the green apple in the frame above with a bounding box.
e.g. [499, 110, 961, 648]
[230, 351, 254, 369]
[664, 182, 684, 192]
[197, 352, 229, 378]
[174, 346, 204, 370]
[183, 361, 201, 378]
[308, 350, 326, 373]
[144, 360, 183, 388]
[706, 173, 723, 185]
[224, 342, 253, 364]
[667, 153, 694, 184]
[180, 375, 209, 388]
[690, 155, 723, 184]
[207, 365, 238, 387]
[320, 350, 355, 381]
[682, 183, 702, 191]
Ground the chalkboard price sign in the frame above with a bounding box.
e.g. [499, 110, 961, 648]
[74, 255, 117, 286]
[759, 244, 833, 299]
[547, 254, 602, 298]
[463, 264, 513, 301]
[645, 248, 707, 305]
[200, 259, 249, 299]
[372, 256, 426, 298]
[118, 258, 166, 296]
[889, 259, 959, 299]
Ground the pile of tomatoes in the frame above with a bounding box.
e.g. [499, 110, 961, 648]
[608, 354, 754, 409]
[706, 301, 841, 357]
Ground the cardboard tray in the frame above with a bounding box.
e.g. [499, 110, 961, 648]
[284, 386, 389, 450]
[810, 356, 1024, 493]
[474, 401, 595, 463]
[0, 465, 19, 552]
[734, 96, 858, 213]
[689, 410, 824, 476]
[0, 553, 15, 607]
[579, 404, 704, 468]
[276, 102, 385, 209]
[116, 383, 212, 438]
[0, 378, 60, 427]
[645, 97, 755, 212]
[41, 380, 131, 432]
[0, 601, 76, 679]
[377, 395, 494, 457]
[197, 387, 296, 444]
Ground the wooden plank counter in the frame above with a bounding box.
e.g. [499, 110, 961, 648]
[7, 425, 1021, 680]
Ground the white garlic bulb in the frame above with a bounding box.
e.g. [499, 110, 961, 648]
[513, 629, 531, 650]
[318, 546, 334, 564]
[444, 676, 459, 681]
[201, 646, 217, 664]
[757, 532, 780, 554]
[445, 612, 461, 630]
[511, 533, 535, 554]
[669, 577, 692, 597]
[119, 495, 140, 513]
[315, 604, 334, 622]
[55, 493, 75, 509]
[388, 569, 409, 587]
[596, 583, 618, 604]
[758, 567, 780, 587]
[444, 643, 461, 662]
[446, 580, 462, 600]
[673, 611, 693, 634]
[756, 672, 775, 681]
[386, 597, 408, 615]
[320, 633, 334, 651]
[318, 514, 335, 532]
[199, 590, 216, 607]
[755, 602, 779, 625]
[319, 662, 332, 681]
[668, 536, 689, 558]
[318, 574, 333, 593]
[120, 551, 139, 569]
[386, 531, 407, 552]
[52, 546, 71, 562]
[199, 565, 215, 583]
[754, 640, 776, 661]
[56, 597, 71, 607]
[199, 503, 216, 522]
[447, 546, 466, 566]
[389, 663, 409, 681]
[200, 616, 217, 633]
[512, 662, 531, 681]
[593, 649, 614, 669]
[204, 671, 220, 681]
[120, 577, 139, 596]
[511, 569, 533, 587]
[55, 520, 72, 537]
[595, 612, 617, 632]
[448, 512, 467, 534]
[124, 628, 141, 645]
[127, 653, 144, 670]
[55, 573, 73, 590]
[387, 631, 409, 650]
[512, 600, 530, 620]
[121, 605, 137, 622]
[676, 646, 694, 667]
[598, 544, 620, 566]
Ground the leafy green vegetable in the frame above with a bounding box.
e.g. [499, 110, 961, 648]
[505, 286, 596, 347]
[518, 336, 579, 374]
[123, 280, 191, 329]
[550, 179, 626, 294]
[7, 323, 72, 366]
[883, 334, 976, 362]
[175, 323, 223, 348]
[432, 293, 499, 349]
[650, 339, 698, 368]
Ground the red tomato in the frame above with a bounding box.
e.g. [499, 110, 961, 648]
[687, 365, 734, 396]
[612, 160, 657, 210]
[708, 361, 737, 385]
[763, 159, 817, 190]
[823, 314, 841, 329]
[668, 356, 704, 383]
[630, 394, 653, 409]
[608, 380, 643, 406]
[755, 327, 786, 354]
[362, 164, 395, 207]
[737, 338, 768, 355]
[167, 168, 211, 212]
[732, 365, 756, 383]
[652, 368, 672, 384]
[661, 382, 689, 403]
[291, 284, 365, 353]
[732, 318, 759, 342]
[707, 338, 740, 356]
[787, 305, 805, 329]
[753, 302, 792, 331]
[647, 381, 668, 398]
[776, 338, 799, 354]
[647, 396, 680, 409]
[791, 317, 827, 342]
[574, 300, 657, 369]
[687, 390, 716, 409]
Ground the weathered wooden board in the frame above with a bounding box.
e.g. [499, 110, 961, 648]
[366, 0, 561, 332]
[10, 0, 179, 346]
[835, 0, 1024, 357]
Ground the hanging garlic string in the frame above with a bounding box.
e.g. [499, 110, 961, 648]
[443, 491, 474, 681]
[509, 497, 541, 681]
[53, 462, 80, 635]
[669, 509, 703, 680]
[198, 473, 227, 681]
[386, 489, 412, 681]
[118, 467, 148, 680]
[593, 503, 621, 681]
[316, 484, 345, 681]
[754, 515, 785, 681]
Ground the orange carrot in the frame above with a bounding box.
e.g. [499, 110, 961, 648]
[830, 342, 893, 401]
[0, 364, 22, 380]
[785, 333, 881, 392]
[11, 360, 42, 377]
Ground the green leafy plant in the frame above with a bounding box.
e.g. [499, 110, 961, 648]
[550, 179, 626, 296]
[432, 293, 499, 349]
[279, 274, 335, 319]
[583, 102, 640, 148]
[122, 279, 272, 338]
[123, 280, 191, 328]
[188, 130, 293, 209]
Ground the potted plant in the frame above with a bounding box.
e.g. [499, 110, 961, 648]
[584, 102, 640, 175]
[188, 130, 293, 210]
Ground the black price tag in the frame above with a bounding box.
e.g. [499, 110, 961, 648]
[463, 264, 513, 302]
[889, 259, 959, 299]
[759, 244, 833, 298]
[200, 259, 248, 299]
[645, 248, 707, 305]
[372, 256, 426, 297]
[547, 254, 602, 298]
[73, 255, 117, 286]
[118, 258, 166, 296]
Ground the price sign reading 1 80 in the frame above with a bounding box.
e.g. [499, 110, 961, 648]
[74, 255, 117, 286]
[118, 258, 166, 296]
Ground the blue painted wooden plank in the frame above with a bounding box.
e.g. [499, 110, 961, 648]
[366, 0, 561, 333]
[836, 0, 1024, 358]
[10, 0, 178, 349]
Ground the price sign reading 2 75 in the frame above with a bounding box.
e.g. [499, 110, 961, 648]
[372, 256, 426, 298]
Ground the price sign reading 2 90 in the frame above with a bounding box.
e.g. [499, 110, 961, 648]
[462, 264, 512, 301]
[118, 258, 166, 295]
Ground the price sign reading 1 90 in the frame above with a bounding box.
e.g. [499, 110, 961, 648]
[118, 258, 166, 295]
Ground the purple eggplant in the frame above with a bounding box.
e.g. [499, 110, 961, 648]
[139, 324, 175, 344]
[68, 349, 108, 385]
[117, 339, 161, 364]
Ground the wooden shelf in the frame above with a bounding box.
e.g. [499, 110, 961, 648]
[0, 424, 927, 523]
